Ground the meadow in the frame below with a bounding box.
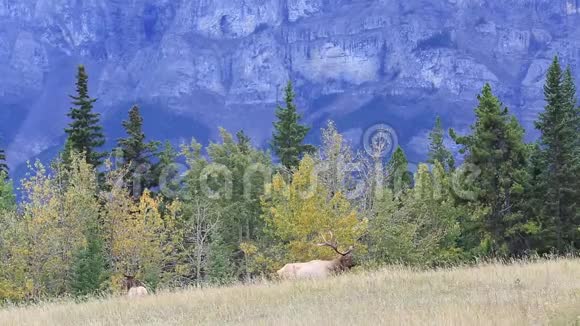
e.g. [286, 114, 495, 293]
[1, 258, 579, 326]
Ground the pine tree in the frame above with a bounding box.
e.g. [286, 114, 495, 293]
[428, 116, 454, 171]
[450, 83, 531, 255]
[534, 57, 580, 252]
[64, 65, 105, 168]
[271, 81, 315, 170]
[117, 105, 159, 197]
[386, 146, 412, 194]
[0, 148, 7, 176]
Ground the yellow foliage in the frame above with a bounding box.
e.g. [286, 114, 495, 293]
[240, 242, 258, 256]
[263, 155, 367, 264]
[14, 155, 100, 298]
[102, 169, 170, 287]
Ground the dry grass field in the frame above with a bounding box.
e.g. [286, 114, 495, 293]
[1, 259, 579, 326]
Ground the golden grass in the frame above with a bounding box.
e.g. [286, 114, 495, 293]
[1, 259, 579, 326]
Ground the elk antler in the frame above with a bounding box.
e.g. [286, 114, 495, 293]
[317, 231, 352, 256]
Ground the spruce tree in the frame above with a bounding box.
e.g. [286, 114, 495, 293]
[534, 57, 580, 251]
[386, 146, 412, 194]
[428, 116, 454, 171]
[271, 81, 315, 170]
[64, 65, 105, 168]
[450, 83, 531, 255]
[117, 105, 159, 197]
[0, 148, 8, 176]
[562, 67, 577, 116]
[523, 143, 549, 251]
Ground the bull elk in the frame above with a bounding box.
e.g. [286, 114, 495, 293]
[123, 274, 149, 298]
[277, 232, 355, 279]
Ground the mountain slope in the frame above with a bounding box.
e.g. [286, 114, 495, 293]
[1, 0, 580, 170]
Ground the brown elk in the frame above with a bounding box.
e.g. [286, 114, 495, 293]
[277, 232, 355, 279]
[123, 274, 149, 298]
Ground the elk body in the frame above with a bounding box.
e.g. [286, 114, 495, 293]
[123, 274, 149, 298]
[128, 286, 148, 298]
[277, 234, 355, 279]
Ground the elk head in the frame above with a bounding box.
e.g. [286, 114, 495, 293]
[317, 231, 355, 272]
[123, 274, 149, 298]
[122, 274, 144, 291]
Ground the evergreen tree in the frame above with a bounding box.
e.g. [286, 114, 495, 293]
[562, 67, 577, 117]
[152, 141, 179, 196]
[207, 128, 273, 263]
[0, 172, 15, 212]
[386, 146, 412, 194]
[0, 148, 7, 176]
[428, 116, 455, 171]
[206, 231, 236, 285]
[450, 83, 532, 255]
[70, 220, 107, 297]
[534, 57, 580, 251]
[369, 163, 463, 266]
[523, 143, 549, 251]
[236, 130, 251, 154]
[64, 65, 105, 168]
[271, 81, 315, 170]
[117, 105, 159, 197]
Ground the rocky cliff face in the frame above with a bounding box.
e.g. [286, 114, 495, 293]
[1, 0, 580, 169]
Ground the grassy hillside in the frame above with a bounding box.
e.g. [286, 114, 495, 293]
[1, 259, 579, 326]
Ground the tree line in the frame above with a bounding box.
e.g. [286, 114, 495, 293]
[0, 56, 578, 301]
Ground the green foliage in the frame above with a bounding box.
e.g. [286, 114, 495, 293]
[13, 153, 101, 299]
[170, 132, 272, 284]
[0, 210, 30, 302]
[116, 105, 160, 197]
[450, 83, 531, 255]
[271, 81, 315, 170]
[206, 231, 236, 285]
[64, 65, 105, 168]
[0, 172, 15, 213]
[70, 220, 107, 297]
[428, 116, 455, 171]
[532, 57, 580, 252]
[207, 129, 272, 246]
[2, 59, 580, 303]
[386, 146, 412, 194]
[152, 141, 179, 196]
[369, 163, 462, 266]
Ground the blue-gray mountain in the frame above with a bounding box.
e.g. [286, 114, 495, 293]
[1, 0, 580, 172]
